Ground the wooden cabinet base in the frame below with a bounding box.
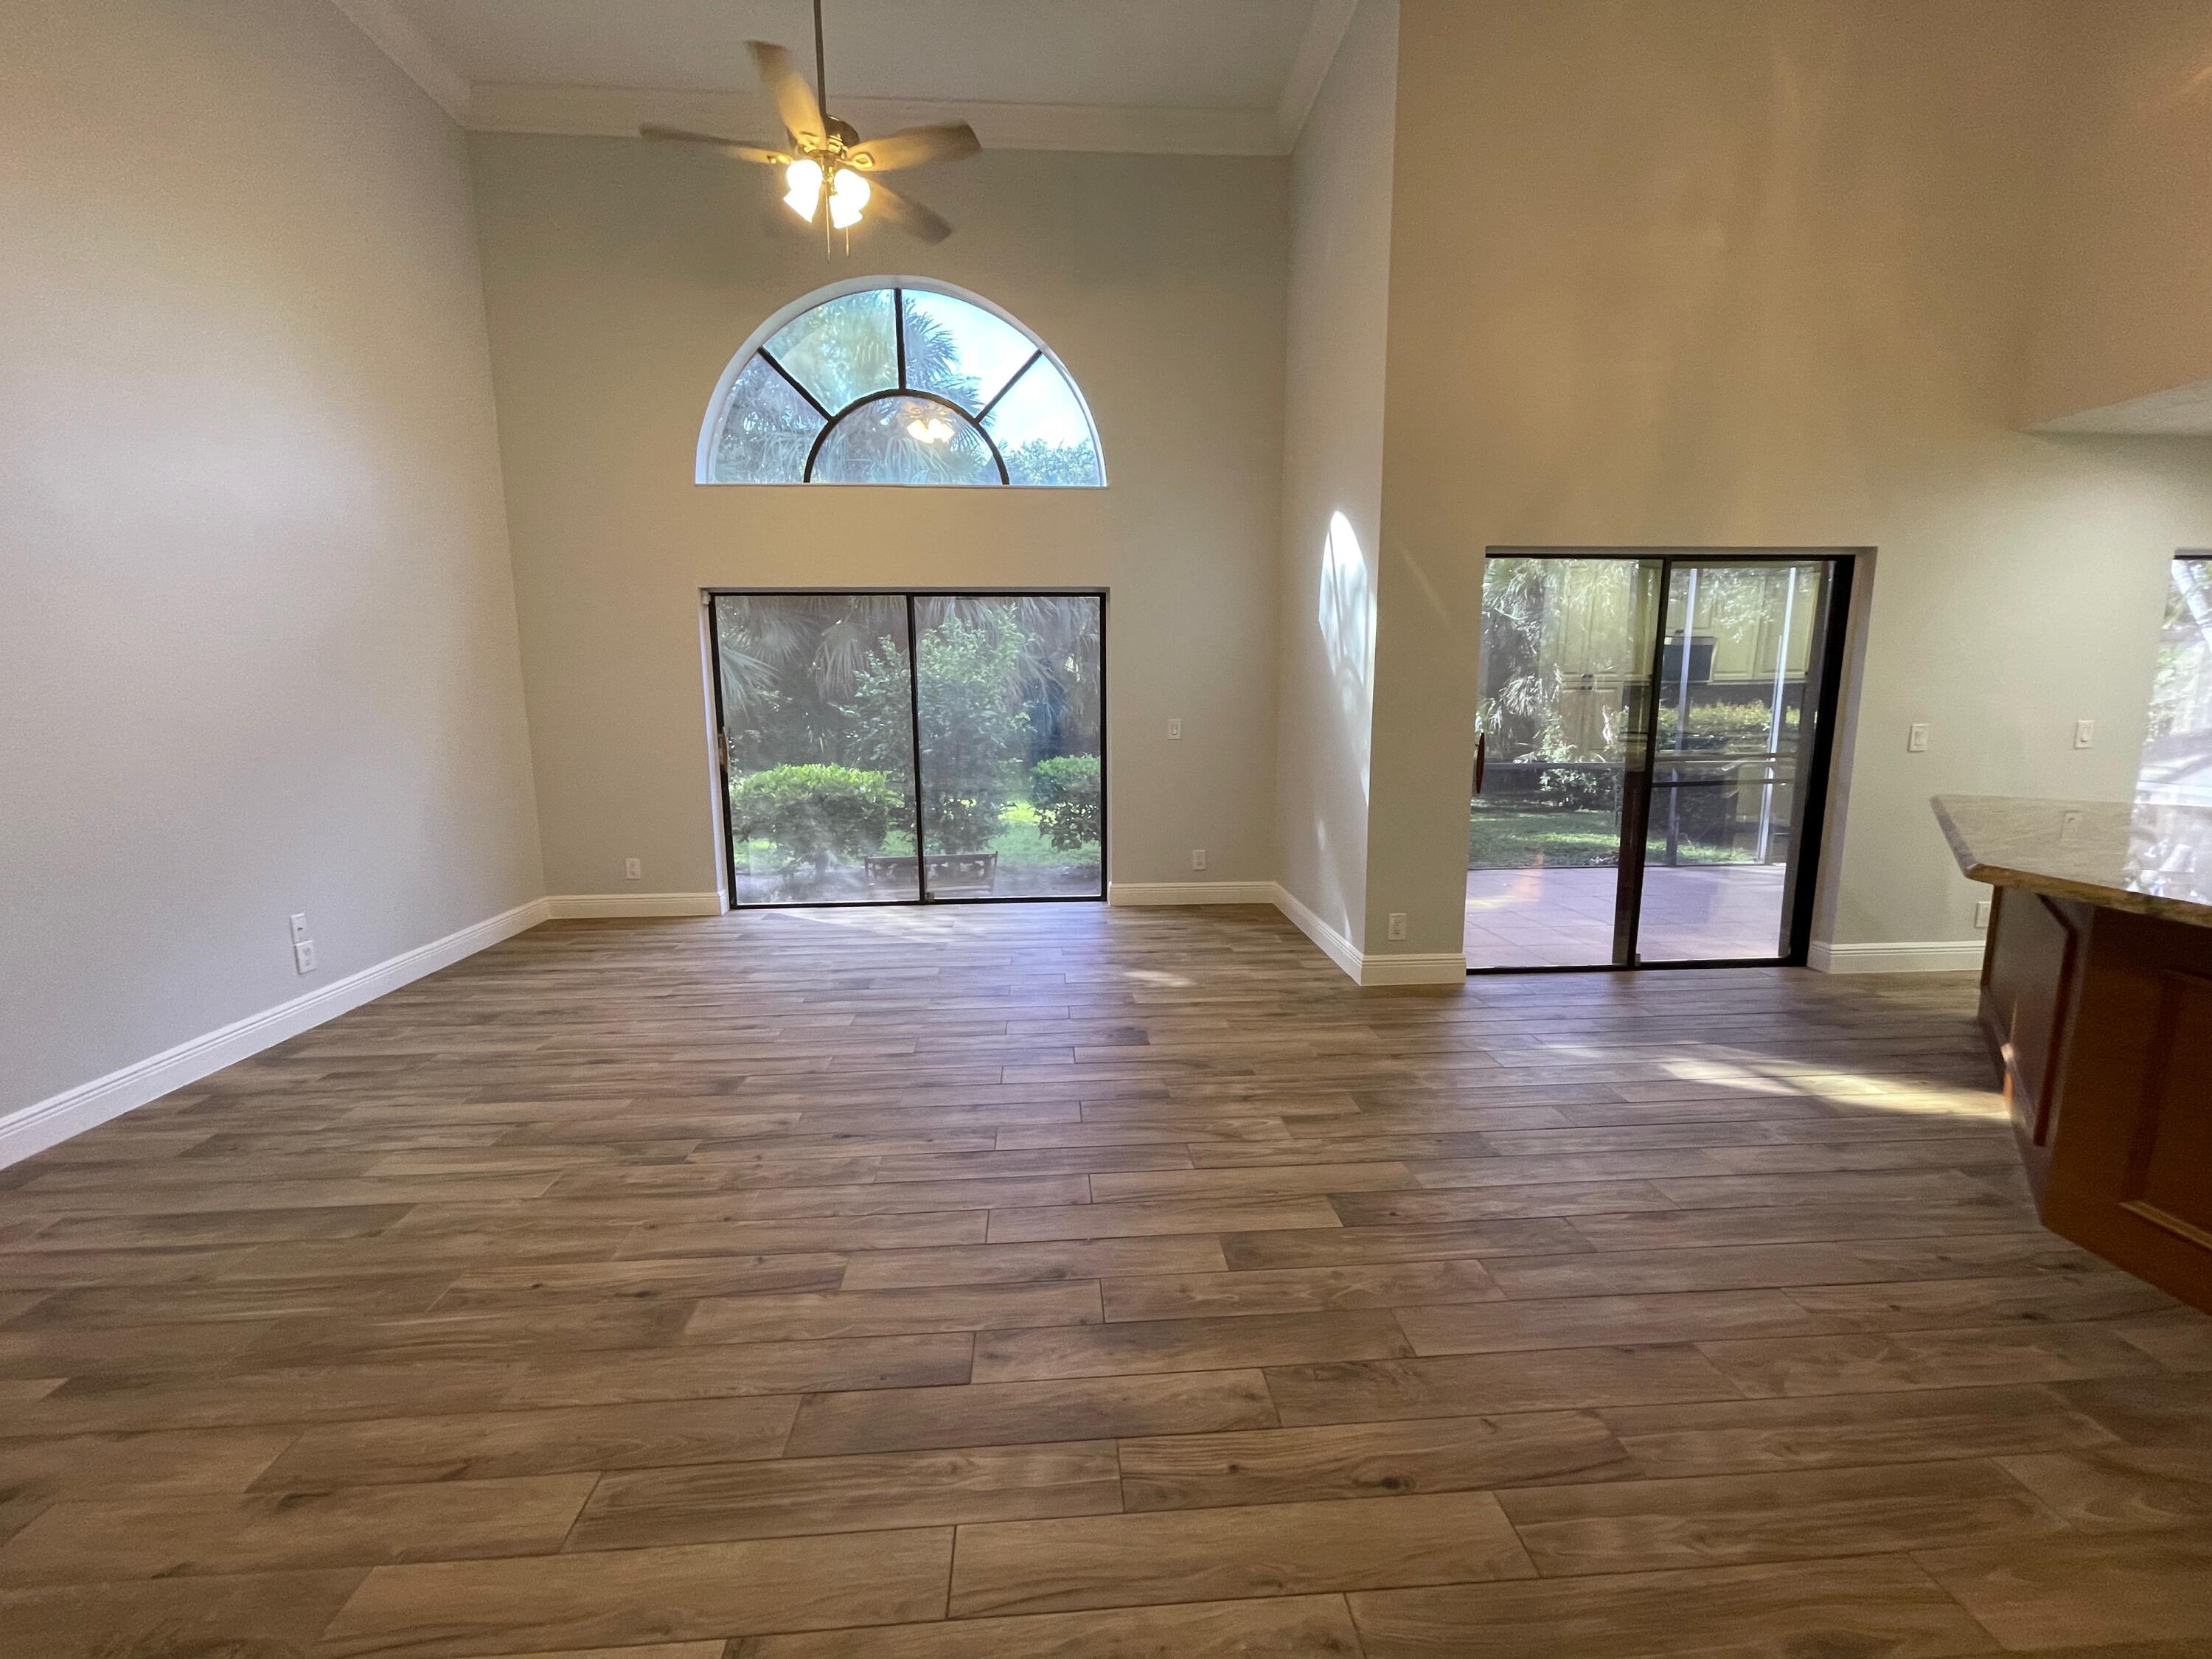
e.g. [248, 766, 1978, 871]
[1980, 886, 2212, 1314]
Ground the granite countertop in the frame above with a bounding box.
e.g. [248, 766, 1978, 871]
[1933, 794, 2212, 928]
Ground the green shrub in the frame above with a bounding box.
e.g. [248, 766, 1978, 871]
[1680, 698, 1796, 750]
[1537, 760, 1618, 813]
[1032, 754, 1102, 851]
[729, 764, 900, 872]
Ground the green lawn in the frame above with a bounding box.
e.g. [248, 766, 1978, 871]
[1469, 804, 1762, 870]
[987, 800, 1096, 869]
[1469, 806, 1620, 870]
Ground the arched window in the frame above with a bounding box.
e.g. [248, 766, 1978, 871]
[700, 281, 1105, 487]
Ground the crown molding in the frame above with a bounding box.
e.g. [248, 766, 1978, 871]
[467, 83, 1287, 156]
[1276, 0, 1360, 148]
[326, 0, 472, 122]
[326, 0, 1343, 156]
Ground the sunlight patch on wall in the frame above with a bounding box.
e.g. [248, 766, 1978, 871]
[1318, 509, 1377, 799]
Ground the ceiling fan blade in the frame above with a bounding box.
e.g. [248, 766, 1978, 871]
[866, 180, 954, 245]
[846, 122, 981, 172]
[638, 125, 789, 165]
[747, 40, 825, 147]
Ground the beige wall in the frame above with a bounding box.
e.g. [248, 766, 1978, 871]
[1275, 0, 1400, 953]
[2025, 0, 2212, 427]
[467, 138, 1287, 900]
[12, 0, 2205, 1111]
[0, 0, 543, 1114]
[1362, 0, 2212, 964]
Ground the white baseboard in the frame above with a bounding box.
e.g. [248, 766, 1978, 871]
[1108, 881, 1278, 906]
[0, 897, 552, 1171]
[1357, 951, 1470, 987]
[1809, 939, 1986, 974]
[1270, 885, 1467, 986]
[547, 892, 727, 918]
[1269, 883, 1366, 981]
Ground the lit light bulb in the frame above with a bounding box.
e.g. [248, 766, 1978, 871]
[782, 157, 824, 220]
[905, 415, 953, 444]
[828, 166, 871, 229]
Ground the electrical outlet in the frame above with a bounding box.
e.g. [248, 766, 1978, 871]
[293, 939, 317, 975]
[625, 858, 643, 881]
[1387, 912, 1408, 941]
[288, 913, 310, 944]
[1907, 722, 1929, 753]
[1166, 718, 1182, 740]
[1974, 897, 1992, 929]
[2073, 718, 2095, 750]
[1190, 848, 1207, 871]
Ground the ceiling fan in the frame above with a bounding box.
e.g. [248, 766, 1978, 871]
[639, 0, 981, 246]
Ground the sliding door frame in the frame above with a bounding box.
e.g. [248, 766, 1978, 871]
[704, 586, 1109, 909]
[1469, 549, 1855, 975]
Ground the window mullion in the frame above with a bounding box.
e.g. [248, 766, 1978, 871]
[894, 288, 908, 390]
[904, 594, 930, 900]
[759, 349, 832, 421]
[975, 349, 1043, 425]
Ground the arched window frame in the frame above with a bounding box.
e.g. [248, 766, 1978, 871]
[695, 276, 1107, 488]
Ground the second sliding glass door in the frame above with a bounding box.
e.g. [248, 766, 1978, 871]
[1467, 552, 1849, 970]
[710, 591, 1105, 907]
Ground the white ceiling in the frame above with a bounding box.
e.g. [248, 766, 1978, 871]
[330, 0, 1357, 154]
[2037, 378, 2212, 437]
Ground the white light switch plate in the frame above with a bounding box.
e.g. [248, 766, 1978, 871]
[1907, 723, 1929, 753]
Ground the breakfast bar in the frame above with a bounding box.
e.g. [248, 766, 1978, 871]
[1935, 793, 2212, 1313]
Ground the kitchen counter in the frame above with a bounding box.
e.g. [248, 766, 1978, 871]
[1933, 793, 2212, 925]
[1936, 794, 2212, 1314]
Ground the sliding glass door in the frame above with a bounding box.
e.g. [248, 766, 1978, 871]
[913, 597, 1104, 900]
[713, 594, 921, 905]
[1468, 552, 1849, 970]
[709, 591, 1106, 907]
[1467, 557, 1662, 967]
[1638, 560, 1828, 962]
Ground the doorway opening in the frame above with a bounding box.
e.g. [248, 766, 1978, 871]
[707, 590, 1106, 907]
[1467, 552, 1853, 971]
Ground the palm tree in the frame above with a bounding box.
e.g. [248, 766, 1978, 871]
[714, 594, 907, 762]
[920, 596, 1102, 755]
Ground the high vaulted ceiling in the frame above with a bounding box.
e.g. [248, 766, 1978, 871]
[330, 0, 1357, 154]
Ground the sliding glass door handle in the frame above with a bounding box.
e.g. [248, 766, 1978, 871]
[1473, 733, 1487, 796]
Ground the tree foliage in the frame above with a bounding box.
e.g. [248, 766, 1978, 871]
[715, 594, 911, 768]
[1032, 754, 1102, 851]
[1001, 437, 1100, 487]
[853, 616, 1031, 853]
[715, 593, 1103, 863]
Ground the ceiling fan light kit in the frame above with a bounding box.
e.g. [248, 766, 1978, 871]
[639, 0, 981, 248]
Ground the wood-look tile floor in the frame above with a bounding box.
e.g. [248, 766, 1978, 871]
[4, 902, 2211, 1658]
